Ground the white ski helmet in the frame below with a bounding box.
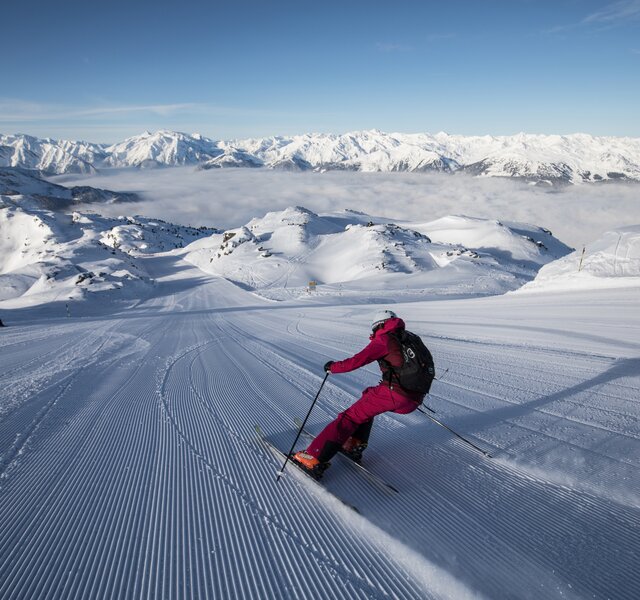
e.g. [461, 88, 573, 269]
[371, 309, 397, 330]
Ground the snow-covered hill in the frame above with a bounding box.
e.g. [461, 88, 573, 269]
[3, 129, 640, 183]
[0, 181, 218, 307]
[233, 130, 461, 174]
[185, 206, 572, 300]
[518, 225, 640, 292]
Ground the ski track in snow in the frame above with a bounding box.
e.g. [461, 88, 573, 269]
[1, 252, 639, 599]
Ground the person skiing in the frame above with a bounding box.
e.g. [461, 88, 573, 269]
[292, 309, 427, 475]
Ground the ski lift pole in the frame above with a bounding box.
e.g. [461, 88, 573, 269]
[417, 406, 492, 458]
[277, 371, 330, 482]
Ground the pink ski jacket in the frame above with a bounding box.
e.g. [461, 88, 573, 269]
[328, 317, 424, 401]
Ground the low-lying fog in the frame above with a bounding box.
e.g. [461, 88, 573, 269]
[53, 168, 640, 248]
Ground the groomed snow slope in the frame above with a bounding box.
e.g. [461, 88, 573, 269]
[1, 250, 639, 599]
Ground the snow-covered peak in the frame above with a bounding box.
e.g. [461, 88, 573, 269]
[247, 206, 344, 242]
[104, 130, 222, 168]
[0, 133, 105, 174]
[198, 148, 262, 170]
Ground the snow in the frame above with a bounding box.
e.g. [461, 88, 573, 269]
[518, 225, 640, 292]
[0, 192, 218, 307]
[183, 206, 570, 301]
[0, 134, 105, 174]
[4, 129, 640, 183]
[104, 129, 222, 168]
[1, 171, 639, 599]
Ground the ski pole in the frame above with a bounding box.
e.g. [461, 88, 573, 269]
[417, 407, 492, 458]
[421, 369, 451, 414]
[435, 367, 449, 382]
[277, 371, 330, 482]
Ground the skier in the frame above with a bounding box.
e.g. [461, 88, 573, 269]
[292, 309, 426, 475]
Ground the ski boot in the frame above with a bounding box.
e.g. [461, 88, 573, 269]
[340, 437, 367, 463]
[291, 451, 330, 480]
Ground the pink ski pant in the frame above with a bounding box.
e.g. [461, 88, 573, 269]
[307, 384, 420, 460]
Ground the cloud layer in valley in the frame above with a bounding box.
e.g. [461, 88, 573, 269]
[54, 168, 640, 249]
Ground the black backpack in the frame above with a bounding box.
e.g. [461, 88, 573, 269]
[386, 330, 435, 395]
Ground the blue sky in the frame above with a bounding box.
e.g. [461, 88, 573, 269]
[2, 0, 639, 142]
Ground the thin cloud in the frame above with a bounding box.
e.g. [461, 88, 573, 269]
[0, 99, 300, 125]
[74, 103, 201, 118]
[376, 42, 412, 52]
[547, 0, 640, 33]
[582, 0, 640, 25]
[0, 99, 199, 122]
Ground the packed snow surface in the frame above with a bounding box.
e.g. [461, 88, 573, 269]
[1, 230, 639, 598]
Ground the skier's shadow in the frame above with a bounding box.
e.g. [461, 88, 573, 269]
[450, 356, 640, 437]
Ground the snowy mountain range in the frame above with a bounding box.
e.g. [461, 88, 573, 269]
[2, 129, 640, 184]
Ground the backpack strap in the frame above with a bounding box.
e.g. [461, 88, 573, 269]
[377, 331, 403, 387]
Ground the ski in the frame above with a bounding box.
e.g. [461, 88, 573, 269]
[293, 418, 400, 494]
[255, 425, 360, 513]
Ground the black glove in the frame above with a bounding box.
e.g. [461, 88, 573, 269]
[324, 361, 335, 373]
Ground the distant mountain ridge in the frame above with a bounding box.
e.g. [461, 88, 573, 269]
[0, 167, 139, 209]
[2, 129, 640, 184]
